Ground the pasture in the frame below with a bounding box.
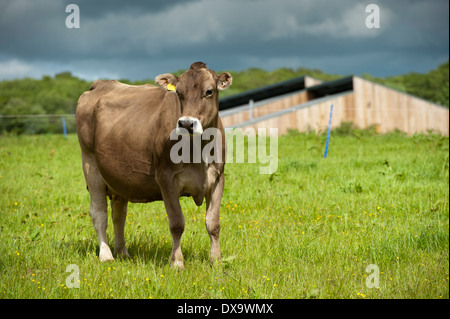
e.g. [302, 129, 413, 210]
[0, 129, 448, 299]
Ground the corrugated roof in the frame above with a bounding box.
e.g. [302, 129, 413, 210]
[219, 76, 307, 110]
[307, 76, 354, 98]
[219, 75, 354, 110]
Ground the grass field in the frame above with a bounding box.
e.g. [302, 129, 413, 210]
[0, 129, 448, 299]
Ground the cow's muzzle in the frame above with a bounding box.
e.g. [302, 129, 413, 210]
[176, 116, 203, 135]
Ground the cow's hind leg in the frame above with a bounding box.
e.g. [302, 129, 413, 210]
[111, 195, 130, 259]
[82, 153, 114, 262]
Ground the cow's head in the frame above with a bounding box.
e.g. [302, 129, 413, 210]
[155, 62, 232, 135]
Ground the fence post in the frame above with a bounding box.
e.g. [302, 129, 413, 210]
[324, 104, 333, 158]
[249, 99, 254, 120]
[62, 117, 68, 138]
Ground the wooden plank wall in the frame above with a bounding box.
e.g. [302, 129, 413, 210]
[221, 76, 322, 128]
[221, 90, 310, 128]
[352, 77, 449, 135]
[239, 93, 354, 136]
[221, 76, 449, 136]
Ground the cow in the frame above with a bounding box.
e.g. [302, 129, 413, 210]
[75, 62, 232, 269]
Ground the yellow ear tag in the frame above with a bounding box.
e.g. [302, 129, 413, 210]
[167, 83, 176, 92]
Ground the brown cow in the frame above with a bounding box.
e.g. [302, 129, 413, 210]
[76, 62, 232, 268]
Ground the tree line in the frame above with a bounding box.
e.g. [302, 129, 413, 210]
[0, 60, 448, 134]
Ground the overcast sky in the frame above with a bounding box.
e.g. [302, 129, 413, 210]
[0, 0, 448, 81]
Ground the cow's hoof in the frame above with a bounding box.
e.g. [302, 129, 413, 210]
[116, 250, 130, 259]
[209, 259, 222, 268]
[170, 260, 185, 270]
[99, 254, 114, 262]
[99, 243, 114, 262]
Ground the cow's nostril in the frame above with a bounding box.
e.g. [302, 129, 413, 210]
[176, 117, 202, 135]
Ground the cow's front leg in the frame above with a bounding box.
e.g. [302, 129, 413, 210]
[156, 174, 185, 269]
[164, 196, 185, 269]
[205, 166, 224, 263]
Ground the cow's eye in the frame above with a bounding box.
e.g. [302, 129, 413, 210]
[205, 89, 213, 97]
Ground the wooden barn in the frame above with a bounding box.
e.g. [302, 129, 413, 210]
[219, 75, 449, 136]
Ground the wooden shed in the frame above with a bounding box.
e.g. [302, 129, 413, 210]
[219, 76, 449, 136]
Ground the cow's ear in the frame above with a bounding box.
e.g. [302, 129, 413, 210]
[155, 73, 178, 91]
[217, 72, 232, 90]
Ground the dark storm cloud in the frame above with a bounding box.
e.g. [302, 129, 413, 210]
[62, 0, 197, 18]
[0, 0, 448, 80]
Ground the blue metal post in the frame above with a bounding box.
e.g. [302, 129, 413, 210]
[62, 116, 68, 138]
[324, 104, 333, 158]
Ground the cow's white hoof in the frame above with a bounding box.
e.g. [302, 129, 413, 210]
[99, 242, 114, 262]
[171, 260, 184, 270]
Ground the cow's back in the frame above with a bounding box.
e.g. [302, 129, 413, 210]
[76, 80, 164, 150]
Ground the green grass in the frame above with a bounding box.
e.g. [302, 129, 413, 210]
[0, 130, 448, 299]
